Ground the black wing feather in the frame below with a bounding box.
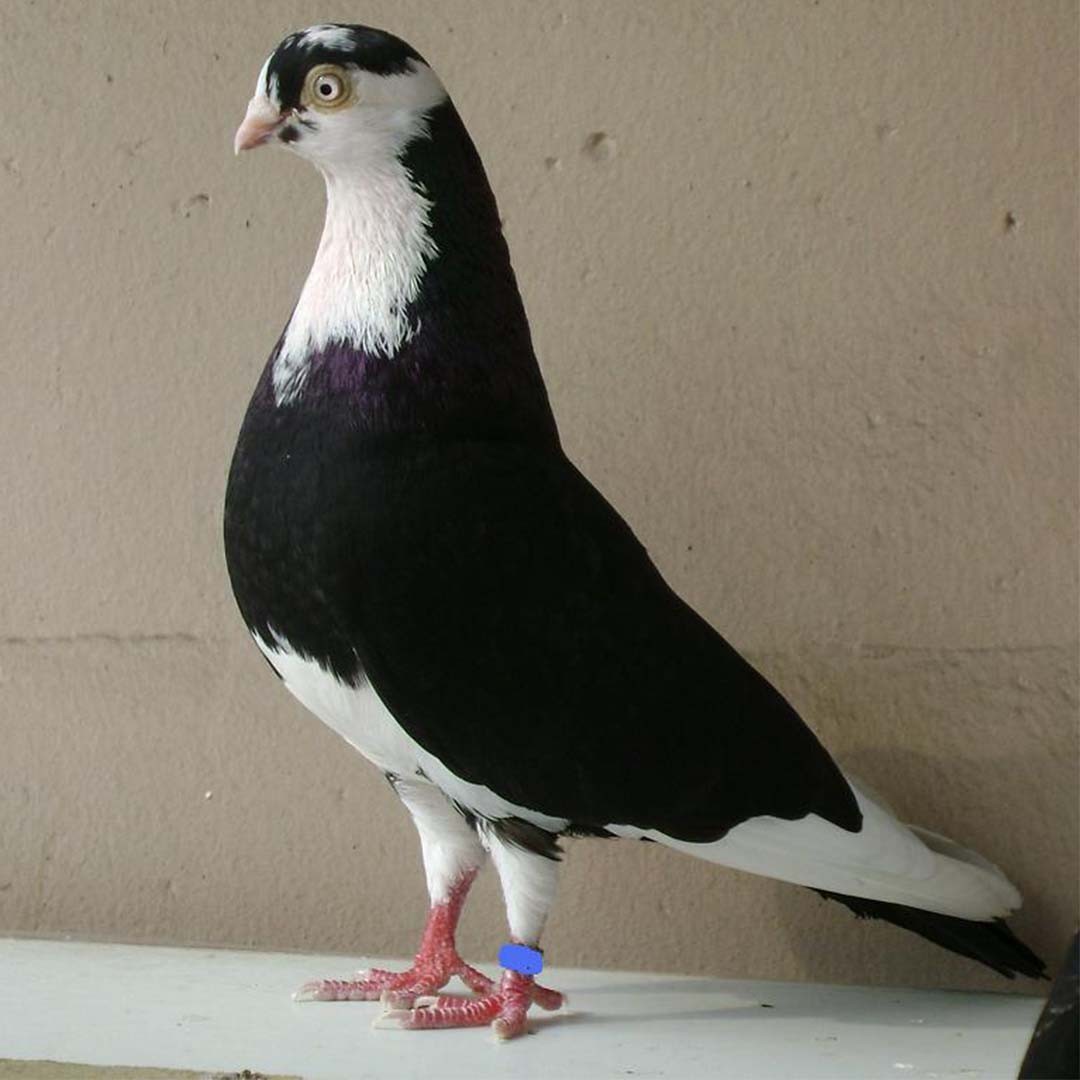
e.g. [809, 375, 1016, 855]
[330, 440, 859, 841]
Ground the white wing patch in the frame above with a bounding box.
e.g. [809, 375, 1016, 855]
[609, 777, 1022, 921]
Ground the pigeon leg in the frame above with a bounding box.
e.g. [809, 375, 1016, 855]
[375, 967, 562, 1036]
[295, 779, 491, 1003]
[375, 823, 565, 1038]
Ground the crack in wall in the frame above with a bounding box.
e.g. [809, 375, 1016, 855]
[0, 632, 218, 647]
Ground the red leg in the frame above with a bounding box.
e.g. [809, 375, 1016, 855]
[374, 969, 564, 1040]
[295, 869, 493, 1004]
[373, 825, 567, 1036]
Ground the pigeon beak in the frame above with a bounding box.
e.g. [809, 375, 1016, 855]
[234, 95, 283, 154]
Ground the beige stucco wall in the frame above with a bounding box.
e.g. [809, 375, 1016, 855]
[1, 0, 1076, 994]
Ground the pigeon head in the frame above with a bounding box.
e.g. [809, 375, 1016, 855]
[234, 24, 447, 167]
[232, 24, 558, 446]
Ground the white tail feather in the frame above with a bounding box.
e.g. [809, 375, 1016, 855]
[608, 775, 1022, 921]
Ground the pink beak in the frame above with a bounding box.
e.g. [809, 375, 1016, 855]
[234, 95, 283, 154]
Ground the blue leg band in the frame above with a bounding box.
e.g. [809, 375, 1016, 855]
[498, 943, 543, 975]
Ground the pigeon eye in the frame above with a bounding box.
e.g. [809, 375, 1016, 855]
[316, 74, 342, 100]
[304, 66, 350, 109]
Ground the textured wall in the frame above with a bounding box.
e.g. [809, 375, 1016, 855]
[1, 0, 1076, 994]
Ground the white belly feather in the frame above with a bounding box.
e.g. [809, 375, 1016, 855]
[254, 631, 569, 832]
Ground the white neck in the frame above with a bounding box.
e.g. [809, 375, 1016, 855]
[272, 160, 438, 404]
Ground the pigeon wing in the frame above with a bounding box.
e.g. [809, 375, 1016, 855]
[335, 439, 859, 841]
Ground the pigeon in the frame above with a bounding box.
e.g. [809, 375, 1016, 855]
[225, 24, 1045, 1038]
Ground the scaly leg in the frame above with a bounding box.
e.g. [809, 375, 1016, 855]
[295, 778, 490, 1004]
[376, 822, 565, 1038]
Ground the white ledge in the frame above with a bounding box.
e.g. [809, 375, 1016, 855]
[0, 937, 1042, 1079]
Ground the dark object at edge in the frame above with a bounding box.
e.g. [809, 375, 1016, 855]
[1019, 931, 1078, 1079]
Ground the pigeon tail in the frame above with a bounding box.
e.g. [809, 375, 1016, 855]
[815, 889, 1047, 979]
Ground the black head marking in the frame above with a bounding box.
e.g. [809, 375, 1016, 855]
[266, 24, 426, 110]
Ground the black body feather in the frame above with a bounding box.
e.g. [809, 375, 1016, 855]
[227, 428, 863, 841]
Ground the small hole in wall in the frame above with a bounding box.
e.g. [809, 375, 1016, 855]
[1003, 210, 1018, 232]
[583, 131, 616, 163]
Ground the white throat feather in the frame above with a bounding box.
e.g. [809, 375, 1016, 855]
[272, 61, 447, 405]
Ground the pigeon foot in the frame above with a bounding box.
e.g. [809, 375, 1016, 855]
[373, 970, 564, 1037]
[295, 869, 490, 1004]
[295, 951, 494, 1003]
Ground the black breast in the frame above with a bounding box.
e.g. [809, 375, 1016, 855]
[225, 99, 562, 687]
[224, 366, 372, 686]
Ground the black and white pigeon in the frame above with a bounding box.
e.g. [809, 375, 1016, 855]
[225, 24, 1045, 1038]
